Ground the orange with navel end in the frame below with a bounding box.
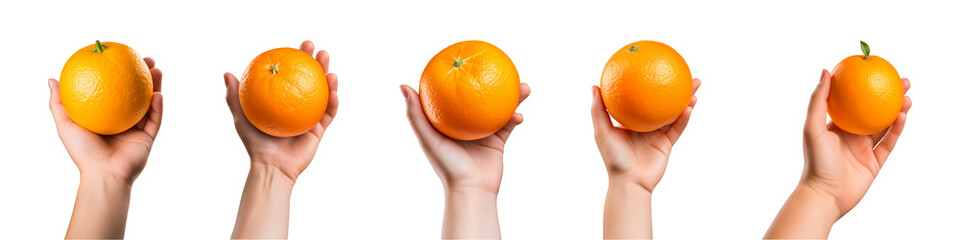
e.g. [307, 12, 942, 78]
[60, 40, 153, 135]
[827, 41, 903, 135]
[420, 40, 520, 140]
[600, 40, 692, 132]
[240, 47, 328, 137]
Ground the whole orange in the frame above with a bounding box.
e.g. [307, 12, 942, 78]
[600, 41, 692, 132]
[240, 47, 328, 137]
[827, 41, 903, 135]
[60, 40, 153, 135]
[420, 40, 520, 140]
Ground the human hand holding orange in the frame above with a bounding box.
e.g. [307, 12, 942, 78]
[592, 78, 699, 239]
[223, 40, 339, 183]
[49, 57, 163, 239]
[225, 40, 339, 239]
[765, 70, 911, 239]
[400, 83, 529, 239]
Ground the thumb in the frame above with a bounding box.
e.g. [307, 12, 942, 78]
[224, 73, 244, 120]
[401, 85, 441, 145]
[805, 69, 831, 135]
[48, 79, 73, 130]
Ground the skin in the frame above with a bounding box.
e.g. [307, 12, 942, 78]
[592, 79, 701, 239]
[227, 40, 340, 239]
[764, 70, 912, 239]
[401, 82, 531, 240]
[49, 58, 164, 239]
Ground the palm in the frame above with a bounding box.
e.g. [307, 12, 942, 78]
[62, 124, 154, 181]
[591, 78, 700, 192]
[802, 70, 911, 216]
[429, 131, 510, 193]
[598, 129, 673, 191]
[805, 123, 893, 214]
[49, 57, 163, 183]
[402, 83, 530, 193]
[223, 40, 339, 182]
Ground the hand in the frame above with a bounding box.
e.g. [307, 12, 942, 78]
[223, 40, 340, 183]
[802, 69, 911, 216]
[400, 82, 530, 239]
[49, 57, 164, 185]
[400, 83, 530, 193]
[50, 57, 163, 239]
[592, 79, 699, 239]
[764, 70, 911, 239]
[591, 79, 701, 192]
[228, 40, 339, 239]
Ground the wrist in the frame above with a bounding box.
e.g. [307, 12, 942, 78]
[248, 161, 297, 188]
[795, 180, 843, 221]
[608, 174, 654, 195]
[79, 172, 134, 192]
[445, 186, 499, 201]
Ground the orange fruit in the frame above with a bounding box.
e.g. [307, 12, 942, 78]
[60, 40, 153, 135]
[420, 40, 520, 140]
[827, 41, 903, 135]
[240, 47, 328, 137]
[600, 41, 692, 132]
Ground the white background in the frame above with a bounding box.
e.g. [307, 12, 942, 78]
[0, 0, 957, 239]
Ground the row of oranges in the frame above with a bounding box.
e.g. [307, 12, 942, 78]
[58, 40, 903, 139]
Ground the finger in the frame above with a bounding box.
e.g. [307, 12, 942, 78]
[142, 93, 163, 139]
[666, 96, 697, 144]
[326, 72, 338, 92]
[151, 68, 162, 92]
[518, 83, 531, 104]
[144, 57, 156, 69]
[902, 78, 911, 94]
[591, 86, 614, 135]
[494, 113, 524, 143]
[319, 73, 339, 128]
[48, 79, 72, 128]
[870, 94, 913, 144]
[804, 69, 831, 135]
[401, 85, 441, 144]
[224, 73, 244, 119]
[317, 50, 330, 73]
[902, 95, 913, 113]
[299, 40, 315, 56]
[691, 78, 701, 95]
[873, 96, 911, 164]
[874, 113, 907, 166]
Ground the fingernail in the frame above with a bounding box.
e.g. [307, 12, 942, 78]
[400, 86, 409, 102]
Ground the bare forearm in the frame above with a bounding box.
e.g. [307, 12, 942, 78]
[442, 187, 500, 239]
[603, 176, 653, 239]
[66, 174, 133, 239]
[232, 162, 295, 239]
[764, 182, 840, 239]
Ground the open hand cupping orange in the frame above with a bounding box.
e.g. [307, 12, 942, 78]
[225, 40, 339, 239]
[49, 40, 163, 238]
[401, 40, 530, 239]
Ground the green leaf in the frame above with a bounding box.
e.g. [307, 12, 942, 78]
[860, 40, 870, 59]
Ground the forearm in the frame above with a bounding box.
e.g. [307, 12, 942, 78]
[603, 176, 653, 239]
[232, 162, 295, 239]
[66, 174, 133, 239]
[442, 187, 500, 239]
[764, 182, 841, 239]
